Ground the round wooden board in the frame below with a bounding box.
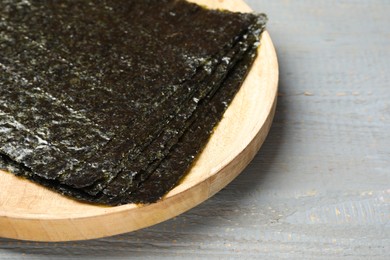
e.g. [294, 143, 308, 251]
[0, 0, 278, 242]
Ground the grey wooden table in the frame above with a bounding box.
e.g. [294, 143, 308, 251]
[1, 0, 389, 259]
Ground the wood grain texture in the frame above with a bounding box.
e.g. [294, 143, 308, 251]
[1, 0, 389, 258]
[0, 0, 278, 242]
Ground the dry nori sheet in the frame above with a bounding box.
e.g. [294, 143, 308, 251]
[99, 25, 263, 202]
[1, 0, 261, 186]
[82, 20, 264, 197]
[0, 43, 260, 205]
[124, 48, 259, 204]
[0, 0, 267, 205]
[55, 9, 263, 190]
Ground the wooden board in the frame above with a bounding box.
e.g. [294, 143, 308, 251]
[0, 0, 278, 242]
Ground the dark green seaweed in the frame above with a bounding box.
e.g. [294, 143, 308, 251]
[55, 8, 263, 190]
[0, 42, 260, 205]
[80, 19, 264, 196]
[99, 22, 264, 202]
[124, 47, 260, 204]
[0, 0, 267, 205]
[1, 0, 262, 188]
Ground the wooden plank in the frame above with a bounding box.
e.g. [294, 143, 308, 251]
[0, 0, 389, 258]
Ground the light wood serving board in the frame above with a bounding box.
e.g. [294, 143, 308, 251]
[0, 0, 278, 242]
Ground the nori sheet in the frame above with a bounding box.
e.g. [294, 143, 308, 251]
[99, 23, 264, 202]
[124, 48, 259, 204]
[80, 19, 264, 196]
[0, 42, 260, 205]
[0, 0, 267, 205]
[55, 7, 263, 190]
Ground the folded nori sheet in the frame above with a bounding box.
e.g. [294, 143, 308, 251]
[0, 0, 267, 205]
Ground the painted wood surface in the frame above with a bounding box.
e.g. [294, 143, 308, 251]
[1, 0, 389, 258]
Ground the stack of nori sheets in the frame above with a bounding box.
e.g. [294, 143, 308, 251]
[0, 0, 267, 205]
